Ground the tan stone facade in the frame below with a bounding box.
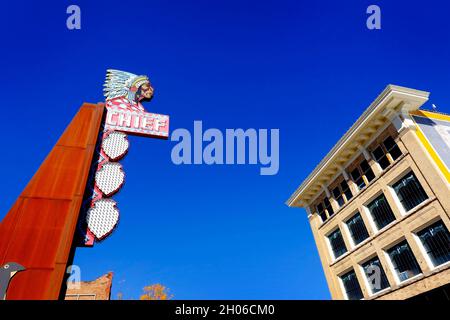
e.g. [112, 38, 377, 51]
[65, 272, 113, 300]
[287, 85, 450, 300]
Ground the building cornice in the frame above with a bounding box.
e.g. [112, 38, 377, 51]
[286, 85, 429, 208]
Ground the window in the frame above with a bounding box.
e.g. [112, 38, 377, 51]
[316, 196, 334, 223]
[317, 203, 327, 223]
[367, 194, 396, 230]
[350, 160, 375, 190]
[417, 221, 450, 267]
[360, 160, 376, 182]
[383, 136, 402, 161]
[332, 186, 345, 207]
[341, 269, 364, 300]
[387, 240, 422, 282]
[373, 146, 390, 169]
[324, 198, 334, 216]
[362, 256, 390, 294]
[346, 212, 369, 246]
[392, 172, 428, 212]
[372, 136, 402, 170]
[328, 228, 347, 259]
[341, 180, 353, 201]
[332, 180, 353, 207]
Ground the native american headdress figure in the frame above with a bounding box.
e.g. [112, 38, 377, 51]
[80, 68, 162, 245]
[103, 69, 154, 103]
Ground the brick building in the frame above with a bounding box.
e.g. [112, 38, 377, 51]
[287, 85, 450, 300]
[65, 272, 113, 300]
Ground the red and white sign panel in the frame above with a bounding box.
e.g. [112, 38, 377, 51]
[105, 107, 170, 139]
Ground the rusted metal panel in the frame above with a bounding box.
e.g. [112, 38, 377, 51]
[0, 103, 105, 300]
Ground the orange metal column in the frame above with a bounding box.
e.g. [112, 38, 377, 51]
[0, 103, 105, 300]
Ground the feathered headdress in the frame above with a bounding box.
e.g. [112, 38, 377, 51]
[103, 69, 150, 101]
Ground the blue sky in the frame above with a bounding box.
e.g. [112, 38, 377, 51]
[0, 0, 449, 299]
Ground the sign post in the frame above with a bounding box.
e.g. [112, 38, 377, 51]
[0, 69, 170, 299]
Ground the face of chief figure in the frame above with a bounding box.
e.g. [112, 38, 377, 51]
[137, 82, 154, 101]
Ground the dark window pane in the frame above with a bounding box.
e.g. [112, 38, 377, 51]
[333, 187, 344, 207]
[393, 172, 428, 212]
[379, 156, 390, 169]
[341, 270, 363, 300]
[363, 257, 390, 294]
[355, 177, 366, 190]
[417, 221, 450, 267]
[328, 229, 347, 258]
[373, 147, 390, 169]
[383, 136, 402, 161]
[332, 187, 340, 198]
[390, 147, 402, 160]
[361, 160, 375, 182]
[341, 180, 353, 201]
[319, 212, 327, 222]
[350, 168, 360, 181]
[346, 212, 369, 245]
[372, 147, 385, 161]
[360, 160, 370, 172]
[365, 168, 376, 182]
[317, 203, 327, 222]
[351, 168, 366, 190]
[324, 197, 334, 216]
[382, 136, 395, 150]
[367, 194, 396, 230]
[317, 203, 323, 212]
[387, 241, 422, 282]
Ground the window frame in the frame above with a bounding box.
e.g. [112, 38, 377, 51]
[332, 185, 345, 208]
[364, 193, 397, 232]
[327, 227, 348, 260]
[330, 177, 353, 209]
[345, 211, 370, 247]
[315, 194, 335, 223]
[360, 255, 391, 295]
[414, 219, 450, 270]
[384, 239, 422, 284]
[348, 159, 376, 191]
[370, 135, 403, 171]
[316, 202, 327, 223]
[390, 171, 429, 214]
[383, 136, 403, 162]
[339, 268, 364, 300]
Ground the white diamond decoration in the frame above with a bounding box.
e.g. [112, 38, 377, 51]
[102, 132, 129, 161]
[86, 199, 119, 240]
[95, 162, 125, 196]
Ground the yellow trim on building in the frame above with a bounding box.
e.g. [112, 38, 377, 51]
[410, 110, 450, 122]
[410, 111, 450, 183]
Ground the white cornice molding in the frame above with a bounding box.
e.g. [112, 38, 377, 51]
[286, 85, 430, 208]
